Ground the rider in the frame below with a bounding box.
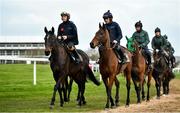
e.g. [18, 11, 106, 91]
[164, 35, 176, 68]
[57, 11, 81, 63]
[103, 10, 127, 64]
[132, 21, 152, 68]
[151, 27, 170, 64]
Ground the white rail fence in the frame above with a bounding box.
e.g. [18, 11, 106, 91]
[0, 56, 100, 85]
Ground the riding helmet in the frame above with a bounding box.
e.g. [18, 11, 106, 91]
[155, 27, 161, 33]
[135, 21, 143, 28]
[61, 11, 70, 19]
[103, 10, 113, 19]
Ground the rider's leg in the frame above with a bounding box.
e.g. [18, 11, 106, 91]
[67, 42, 81, 64]
[116, 45, 127, 64]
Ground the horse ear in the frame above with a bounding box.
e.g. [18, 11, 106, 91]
[51, 27, 55, 34]
[125, 36, 129, 40]
[44, 27, 48, 33]
[99, 23, 102, 28]
[102, 23, 106, 30]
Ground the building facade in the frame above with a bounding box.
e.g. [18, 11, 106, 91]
[0, 42, 45, 64]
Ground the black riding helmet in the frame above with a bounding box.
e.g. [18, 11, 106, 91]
[135, 21, 143, 28]
[103, 10, 113, 19]
[155, 27, 161, 33]
[61, 11, 70, 19]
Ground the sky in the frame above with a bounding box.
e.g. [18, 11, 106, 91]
[0, 0, 180, 55]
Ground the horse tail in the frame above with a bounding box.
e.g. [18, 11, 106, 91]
[174, 61, 180, 68]
[84, 65, 100, 86]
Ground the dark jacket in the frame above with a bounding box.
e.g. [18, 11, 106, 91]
[57, 21, 78, 45]
[105, 22, 123, 43]
[151, 35, 167, 50]
[132, 30, 150, 48]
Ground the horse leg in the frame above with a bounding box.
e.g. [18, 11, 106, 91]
[102, 77, 110, 108]
[147, 73, 152, 101]
[167, 80, 170, 95]
[156, 78, 161, 99]
[125, 71, 131, 107]
[67, 77, 73, 102]
[108, 76, 115, 108]
[163, 79, 166, 95]
[63, 77, 68, 102]
[77, 83, 83, 106]
[81, 82, 86, 105]
[114, 77, 120, 106]
[133, 79, 140, 103]
[57, 85, 64, 107]
[50, 79, 61, 108]
[141, 79, 146, 101]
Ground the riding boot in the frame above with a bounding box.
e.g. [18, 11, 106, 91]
[147, 54, 152, 70]
[117, 47, 127, 64]
[72, 50, 82, 64]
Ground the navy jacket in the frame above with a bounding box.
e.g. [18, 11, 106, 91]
[105, 22, 123, 43]
[57, 21, 79, 45]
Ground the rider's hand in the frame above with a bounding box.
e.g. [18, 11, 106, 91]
[62, 36, 68, 40]
[58, 36, 62, 40]
[113, 40, 117, 44]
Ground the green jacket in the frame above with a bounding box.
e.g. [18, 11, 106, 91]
[151, 35, 167, 50]
[132, 30, 150, 48]
[165, 40, 175, 54]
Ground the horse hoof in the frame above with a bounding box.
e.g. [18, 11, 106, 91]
[125, 105, 129, 108]
[49, 105, 54, 109]
[115, 103, 120, 107]
[83, 101, 86, 105]
[162, 94, 166, 97]
[111, 105, 116, 109]
[146, 99, 150, 102]
[156, 96, 160, 99]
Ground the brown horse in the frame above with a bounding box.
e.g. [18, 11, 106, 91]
[44, 27, 100, 108]
[126, 37, 152, 103]
[90, 23, 132, 108]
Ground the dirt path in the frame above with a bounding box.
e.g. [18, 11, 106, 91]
[100, 79, 180, 112]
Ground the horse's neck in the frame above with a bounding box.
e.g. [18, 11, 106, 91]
[133, 48, 143, 64]
[103, 30, 111, 48]
[99, 48, 116, 62]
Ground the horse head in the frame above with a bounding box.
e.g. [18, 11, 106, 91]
[44, 27, 57, 56]
[90, 23, 110, 49]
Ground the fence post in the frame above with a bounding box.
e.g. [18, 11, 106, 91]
[33, 61, 36, 85]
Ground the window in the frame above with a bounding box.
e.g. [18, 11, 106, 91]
[13, 44, 18, 47]
[27, 44, 31, 47]
[20, 50, 25, 55]
[7, 50, 12, 55]
[20, 44, 25, 47]
[0, 44, 5, 47]
[33, 44, 38, 47]
[0, 50, 5, 55]
[14, 50, 19, 56]
[7, 44, 11, 47]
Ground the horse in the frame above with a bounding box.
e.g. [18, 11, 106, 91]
[152, 50, 175, 99]
[126, 37, 152, 103]
[44, 27, 100, 108]
[90, 23, 132, 108]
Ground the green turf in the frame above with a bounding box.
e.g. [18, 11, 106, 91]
[0, 64, 158, 112]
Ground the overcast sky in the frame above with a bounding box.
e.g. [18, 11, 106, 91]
[0, 0, 180, 55]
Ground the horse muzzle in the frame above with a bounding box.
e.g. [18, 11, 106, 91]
[90, 42, 95, 49]
[44, 50, 50, 56]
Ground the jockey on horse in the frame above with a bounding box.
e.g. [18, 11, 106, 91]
[101, 10, 128, 64]
[152, 28, 175, 68]
[164, 35, 176, 68]
[57, 11, 81, 64]
[132, 21, 152, 69]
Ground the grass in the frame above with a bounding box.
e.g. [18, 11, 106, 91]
[0, 64, 159, 112]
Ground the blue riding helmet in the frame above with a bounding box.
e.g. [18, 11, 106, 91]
[103, 10, 113, 19]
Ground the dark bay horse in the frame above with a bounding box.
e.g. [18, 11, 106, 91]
[126, 37, 152, 103]
[90, 23, 132, 108]
[152, 50, 175, 99]
[44, 27, 100, 108]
